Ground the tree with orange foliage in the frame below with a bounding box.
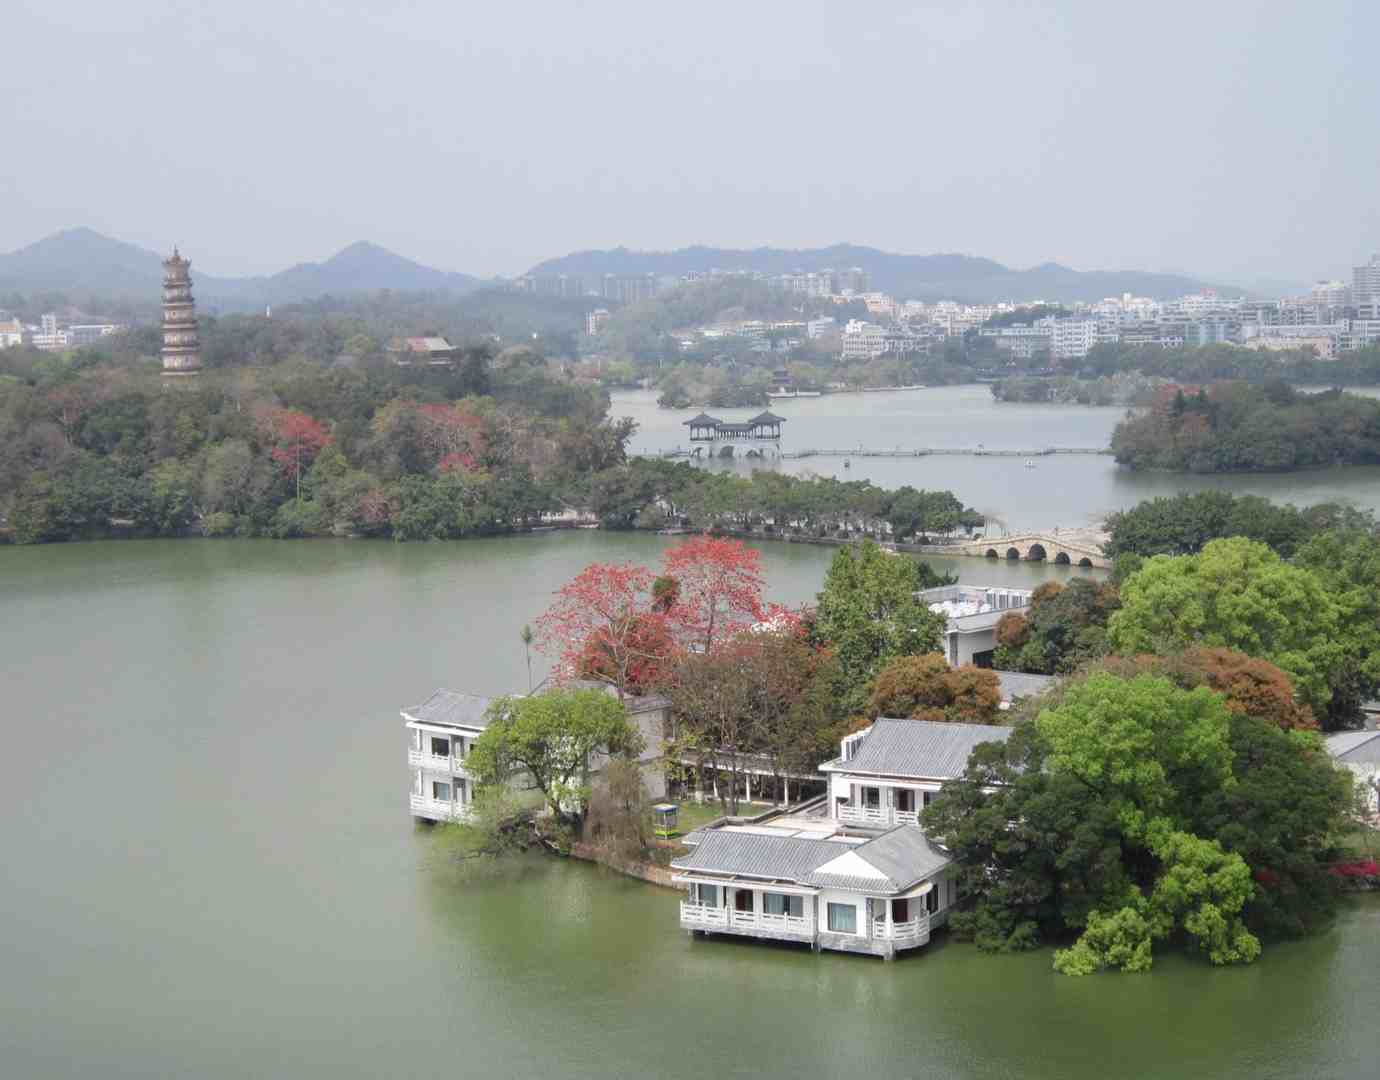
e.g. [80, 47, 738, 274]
[1099, 648, 1316, 731]
[660, 535, 764, 653]
[536, 562, 672, 700]
[867, 653, 1004, 724]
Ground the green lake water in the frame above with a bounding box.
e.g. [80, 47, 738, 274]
[2, 534, 1378, 1078]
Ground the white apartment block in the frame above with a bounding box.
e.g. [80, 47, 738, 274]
[585, 308, 610, 336]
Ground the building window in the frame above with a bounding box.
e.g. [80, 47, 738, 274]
[432, 780, 451, 801]
[695, 883, 720, 908]
[430, 736, 451, 757]
[827, 902, 857, 934]
[764, 893, 804, 918]
[454, 778, 467, 804]
[862, 787, 881, 809]
[895, 789, 915, 812]
[892, 898, 911, 923]
[926, 886, 939, 914]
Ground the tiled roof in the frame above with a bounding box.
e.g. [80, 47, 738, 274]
[803, 826, 950, 892]
[836, 718, 1013, 780]
[403, 689, 496, 730]
[672, 825, 949, 895]
[671, 830, 843, 882]
[1326, 729, 1380, 764]
[997, 671, 1057, 703]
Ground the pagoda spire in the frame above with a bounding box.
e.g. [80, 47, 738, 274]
[161, 248, 201, 375]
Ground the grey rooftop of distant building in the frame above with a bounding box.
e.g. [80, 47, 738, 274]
[827, 718, 1014, 780]
[402, 689, 496, 730]
[672, 824, 949, 895]
[997, 671, 1057, 704]
[1326, 729, 1380, 764]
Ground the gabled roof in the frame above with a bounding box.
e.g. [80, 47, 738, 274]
[1326, 729, 1380, 764]
[803, 826, 950, 892]
[403, 689, 496, 730]
[683, 412, 723, 426]
[671, 825, 949, 895]
[671, 830, 844, 882]
[748, 410, 787, 424]
[830, 718, 1013, 780]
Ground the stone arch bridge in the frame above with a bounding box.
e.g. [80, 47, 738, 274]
[950, 528, 1111, 569]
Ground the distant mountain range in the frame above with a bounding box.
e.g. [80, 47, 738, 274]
[526, 243, 1249, 303]
[0, 228, 483, 310]
[1, 230, 1252, 311]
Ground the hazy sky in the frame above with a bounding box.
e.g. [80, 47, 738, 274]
[3, 1, 1376, 285]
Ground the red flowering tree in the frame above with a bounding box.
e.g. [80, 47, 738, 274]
[537, 563, 674, 700]
[661, 536, 765, 654]
[257, 407, 332, 499]
[418, 403, 487, 474]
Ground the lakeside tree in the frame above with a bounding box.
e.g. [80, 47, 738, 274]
[813, 540, 949, 713]
[536, 562, 672, 699]
[467, 689, 640, 821]
[992, 578, 1120, 675]
[924, 672, 1351, 974]
[660, 535, 764, 653]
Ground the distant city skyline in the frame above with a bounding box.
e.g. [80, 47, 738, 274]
[2, 1, 1376, 285]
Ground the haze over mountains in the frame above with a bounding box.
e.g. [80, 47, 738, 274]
[0, 228, 483, 311]
[529, 244, 1246, 304]
[0, 228, 1245, 311]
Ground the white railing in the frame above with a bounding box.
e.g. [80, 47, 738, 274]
[838, 804, 888, 826]
[730, 910, 812, 935]
[408, 749, 470, 775]
[871, 915, 930, 944]
[893, 809, 919, 826]
[410, 793, 471, 821]
[680, 902, 730, 929]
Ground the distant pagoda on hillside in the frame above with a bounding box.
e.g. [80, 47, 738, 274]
[161, 248, 201, 374]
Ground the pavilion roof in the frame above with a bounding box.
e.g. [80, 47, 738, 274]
[683, 412, 723, 426]
[749, 410, 787, 424]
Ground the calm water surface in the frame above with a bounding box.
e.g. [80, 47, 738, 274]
[2, 536, 1377, 1079]
[612, 386, 1380, 530]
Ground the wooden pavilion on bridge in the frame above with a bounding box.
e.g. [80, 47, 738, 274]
[683, 410, 787, 444]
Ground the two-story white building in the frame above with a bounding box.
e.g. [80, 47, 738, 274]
[821, 718, 1013, 827]
[920, 584, 1032, 667]
[672, 718, 1015, 959]
[404, 690, 493, 822]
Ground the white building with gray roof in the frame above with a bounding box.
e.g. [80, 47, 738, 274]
[404, 690, 495, 821]
[672, 823, 955, 958]
[821, 718, 1013, 828]
[1326, 729, 1380, 816]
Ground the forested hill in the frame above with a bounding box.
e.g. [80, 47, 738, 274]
[526, 244, 1242, 303]
[0, 228, 483, 309]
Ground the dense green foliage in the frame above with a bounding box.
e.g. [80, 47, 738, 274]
[992, 578, 1120, 675]
[990, 373, 1160, 405]
[1108, 538, 1351, 720]
[1111, 382, 1380, 472]
[812, 540, 950, 713]
[924, 673, 1353, 973]
[0, 346, 632, 543]
[1103, 490, 1372, 559]
[467, 689, 640, 820]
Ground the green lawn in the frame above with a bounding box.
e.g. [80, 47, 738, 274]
[661, 799, 780, 836]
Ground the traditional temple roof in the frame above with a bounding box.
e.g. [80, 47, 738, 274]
[683, 412, 723, 426]
[748, 410, 787, 425]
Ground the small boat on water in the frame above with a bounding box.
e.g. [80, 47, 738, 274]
[1024, 459, 1036, 468]
[843, 459, 852, 469]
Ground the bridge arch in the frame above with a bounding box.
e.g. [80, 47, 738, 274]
[1078, 557, 1094, 568]
[1005, 547, 1020, 560]
[1054, 551, 1071, 565]
[985, 548, 999, 559]
[1026, 543, 1047, 562]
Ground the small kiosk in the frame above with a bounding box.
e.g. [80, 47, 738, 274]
[653, 803, 679, 839]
